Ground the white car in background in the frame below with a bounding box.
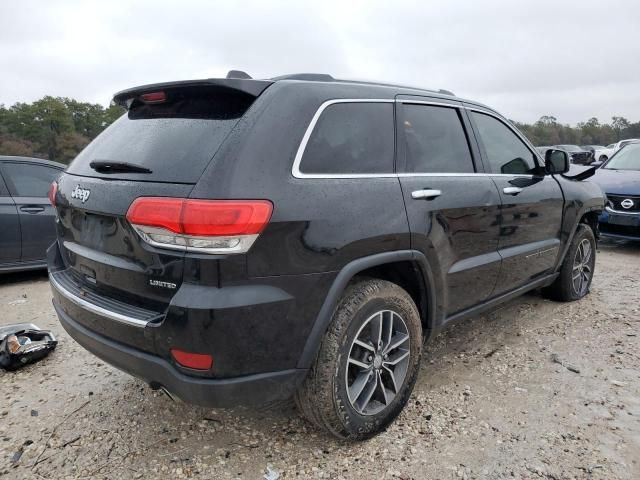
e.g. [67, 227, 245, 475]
[595, 139, 640, 162]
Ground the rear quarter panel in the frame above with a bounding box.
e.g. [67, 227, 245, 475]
[190, 82, 411, 279]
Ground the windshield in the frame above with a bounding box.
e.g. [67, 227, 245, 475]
[604, 143, 640, 170]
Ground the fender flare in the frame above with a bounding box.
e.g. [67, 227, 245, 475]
[555, 204, 602, 270]
[296, 250, 438, 369]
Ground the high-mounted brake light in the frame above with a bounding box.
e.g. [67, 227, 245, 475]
[126, 198, 273, 254]
[48, 181, 58, 207]
[140, 91, 166, 103]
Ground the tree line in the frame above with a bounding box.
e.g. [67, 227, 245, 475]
[0, 97, 124, 164]
[1, 96, 639, 163]
[513, 115, 640, 147]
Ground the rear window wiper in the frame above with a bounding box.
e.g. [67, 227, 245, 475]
[89, 161, 152, 174]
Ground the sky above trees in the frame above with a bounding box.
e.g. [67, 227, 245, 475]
[1, 0, 639, 125]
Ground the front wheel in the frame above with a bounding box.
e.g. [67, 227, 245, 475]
[543, 224, 596, 301]
[295, 279, 422, 440]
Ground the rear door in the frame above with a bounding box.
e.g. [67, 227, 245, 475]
[0, 167, 21, 265]
[396, 98, 502, 316]
[466, 108, 564, 293]
[1, 161, 61, 262]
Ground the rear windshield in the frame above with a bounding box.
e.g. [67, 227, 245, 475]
[67, 88, 255, 183]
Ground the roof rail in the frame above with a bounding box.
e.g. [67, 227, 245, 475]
[271, 73, 335, 82]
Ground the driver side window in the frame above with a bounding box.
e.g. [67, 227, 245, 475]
[471, 111, 537, 175]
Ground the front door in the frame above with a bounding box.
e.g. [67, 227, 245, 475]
[396, 99, 502, 316]
[466, 109, 564, 294]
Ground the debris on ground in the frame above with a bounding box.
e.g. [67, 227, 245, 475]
[264, 466, 281, 480]
[550, 352, 581, 373]
[0, 323, 57, 370]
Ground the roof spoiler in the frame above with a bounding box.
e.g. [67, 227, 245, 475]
[113, 77, 273, 108]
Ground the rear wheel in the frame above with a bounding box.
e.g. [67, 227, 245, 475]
[543, 224, 596, 301]
[599, 155, 608, 162]
[295, 279, 422, 440]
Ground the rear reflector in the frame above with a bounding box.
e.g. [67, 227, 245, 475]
[126, 198, 273, 254]
[170, 349, 213, 370]
[48, 181, 58, 207]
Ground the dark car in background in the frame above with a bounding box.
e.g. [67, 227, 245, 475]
[0, 156, 64, 272]
[554, 145, 594, 165]
[591, 142, 640, 239]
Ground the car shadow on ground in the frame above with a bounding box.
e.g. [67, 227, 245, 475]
[87, 287, 548, 457]
[0, 269, 48, 286]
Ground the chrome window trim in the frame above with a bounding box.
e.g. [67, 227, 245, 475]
[465, 106, 545, 167]
[291, 98, 539, 180]
[50, 273, 149, 328]
[292, 99, 395, 179]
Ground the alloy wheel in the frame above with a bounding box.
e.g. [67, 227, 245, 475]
[345, 310, 411, 416]
[572, 238, 593, 296]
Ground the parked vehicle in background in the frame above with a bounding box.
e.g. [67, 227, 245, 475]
[554, 145, 594, 165]
[0, 156, 65, 272]
[536, 146, 553, 156]
[581, 145, 603, 158]
[595, 139, 640, 163]
[590, 141, 640, 240]
[48, 72, 604, 440]
[594, 144, 615, 162]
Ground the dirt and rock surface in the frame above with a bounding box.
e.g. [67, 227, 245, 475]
[0, 239, 638, 479]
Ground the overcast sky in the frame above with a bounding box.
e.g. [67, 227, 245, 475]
[1, 0, 639, 124]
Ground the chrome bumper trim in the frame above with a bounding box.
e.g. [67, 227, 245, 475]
[49, 273, 149, 328]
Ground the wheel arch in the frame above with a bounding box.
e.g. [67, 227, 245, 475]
[296, 250, 438, 370]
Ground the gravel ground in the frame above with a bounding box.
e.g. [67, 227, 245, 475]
[0, 238, 638, 479]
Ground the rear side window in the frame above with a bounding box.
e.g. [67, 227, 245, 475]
[471, 112, 537, 175]
[67, 88, 256, 183]
[299, 102, 394, 174]
[402, 104, 474, 173]
[2, 163, 60, 197]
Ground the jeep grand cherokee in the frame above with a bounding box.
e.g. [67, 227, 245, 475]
[47, 72, 605, 439]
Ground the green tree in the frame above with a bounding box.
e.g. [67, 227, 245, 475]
[611, 116, 630, 141]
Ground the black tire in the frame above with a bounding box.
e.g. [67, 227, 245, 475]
[599, 155, 608, 162]
[295, 279, 422, 440]
[543, 224, 596, 301]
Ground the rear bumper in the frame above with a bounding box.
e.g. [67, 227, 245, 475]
[54, 300, 307, 407]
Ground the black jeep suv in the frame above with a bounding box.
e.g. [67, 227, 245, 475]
[47, 72, 604, 440]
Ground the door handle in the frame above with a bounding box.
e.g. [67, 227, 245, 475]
[503, 187, 523, 196]
[411, 189, 442, 200]
[20, 206, 45, 214]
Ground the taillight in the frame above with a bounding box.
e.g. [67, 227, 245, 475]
[126, 197, 273, 254]
[48, 181, 58, 207]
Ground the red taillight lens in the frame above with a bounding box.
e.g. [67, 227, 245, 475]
[170, 349, 213, 370]
[48, 181, 58, 207]
[181, 200, 273, 236]
[140, 91, 166, 103]
[126, 198, 184, 233]
[126, 198, 273, 254]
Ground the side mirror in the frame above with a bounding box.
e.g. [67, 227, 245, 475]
[545, 149, 570, 174]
